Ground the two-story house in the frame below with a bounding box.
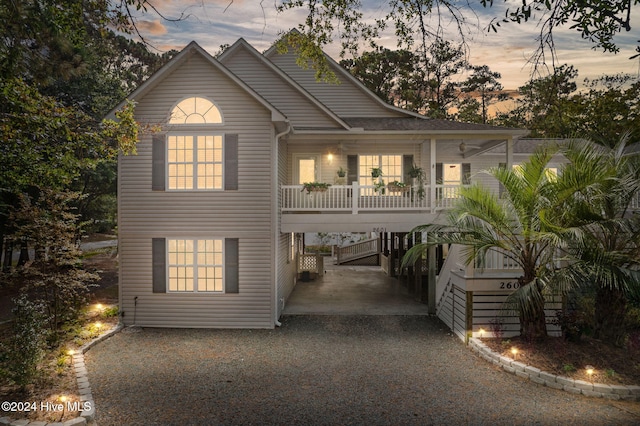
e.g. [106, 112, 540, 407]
[115, 35, 553, 334]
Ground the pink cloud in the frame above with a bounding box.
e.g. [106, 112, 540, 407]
[137, 20, 167, 35]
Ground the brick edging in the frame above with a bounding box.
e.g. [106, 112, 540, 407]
[469, 338, 640, 401]
[0, 323, 123, 426]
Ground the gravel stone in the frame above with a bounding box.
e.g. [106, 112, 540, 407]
[85, 316, 640, 425]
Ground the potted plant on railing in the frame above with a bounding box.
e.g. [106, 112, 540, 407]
[335, 167, 347, 184]
[407, 164, 426, 201]
[301, 182, 331, 194]
[387, 180, 410, 193]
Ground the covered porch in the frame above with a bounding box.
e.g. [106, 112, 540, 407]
[282, 264, 430, 315]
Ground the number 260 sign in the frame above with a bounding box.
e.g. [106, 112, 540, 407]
[499, 281, 521, 290]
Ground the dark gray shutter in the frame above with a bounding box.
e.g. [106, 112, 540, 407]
[152, 135, 166, 191]
[225, 238, 239, 293]
[225, 134, 238, 190]
[347, 155, 358, 184]
[435, 163, 443, 184]
[152, 238, 166, 293]
[403, 155, 413, 182]
[462, 163, 471, 185]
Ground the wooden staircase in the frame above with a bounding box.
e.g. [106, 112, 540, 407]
[336, 238, 379, 265]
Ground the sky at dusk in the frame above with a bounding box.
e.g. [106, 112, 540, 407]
[131, 0, 640, 91]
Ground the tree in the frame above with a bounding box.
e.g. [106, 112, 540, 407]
[418, 39, 468, 118]
[341, 41, 467, 117]
[552, 138, 640, 346]
[459, 65, 508, 124]
[0, 79, 139, 270]
[571, 76, 640, 147]
[276, 0, 638, 80]
[4, 190, 98, 338]
[492, 67, 640, 145]
[492, 65, 579, 137]
[403, 146, 564, 340]
[340, 48, 416, 106]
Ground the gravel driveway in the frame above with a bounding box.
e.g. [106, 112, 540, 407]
[85, 315, 639, 425]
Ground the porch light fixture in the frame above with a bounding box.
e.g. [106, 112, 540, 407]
[327, 153, 334, 163]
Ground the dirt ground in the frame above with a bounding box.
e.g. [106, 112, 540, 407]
[0, 236, 119, 422]
[482, 335, 640, 386]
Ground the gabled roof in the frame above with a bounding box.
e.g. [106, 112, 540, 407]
[218, 39, 349, 130]
[107, 41, 286, 124]
[263, 31, 423, 120]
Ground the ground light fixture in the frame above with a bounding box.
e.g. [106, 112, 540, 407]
[67, 349, 75, 356]
[510, 347, 519, 360]
[58, 395, 68, 422]
[478, 328, 485, 338]
[586, 365, 595, 382]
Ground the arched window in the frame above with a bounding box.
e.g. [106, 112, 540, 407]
[169, 97, 222, 124]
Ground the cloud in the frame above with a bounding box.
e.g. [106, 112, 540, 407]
[131, 1, 640, 89]
[136, 20, 168, 35]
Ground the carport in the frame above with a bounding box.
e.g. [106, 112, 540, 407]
[283, 264, 429, 315]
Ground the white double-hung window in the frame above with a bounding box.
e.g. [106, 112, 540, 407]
[167, 239, 224, 292]
[167, 134, 223, 190]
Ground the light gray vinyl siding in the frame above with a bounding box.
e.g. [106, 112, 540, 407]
[276, 137, 296, 318]
[266, 51, 405, 118]
[119, 53, 274, 328]
[287, 140, 425, 184]
[221, 47, 342, 129]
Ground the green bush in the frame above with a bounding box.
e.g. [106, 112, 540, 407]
[3, 295, 48, 387]
[103, 306, 119, 317]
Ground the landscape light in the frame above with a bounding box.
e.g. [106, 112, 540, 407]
[510, 347, 519, 359]
[586, 365, 595, 382]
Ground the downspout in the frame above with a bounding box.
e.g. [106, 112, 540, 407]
[273, 121, 292, 327]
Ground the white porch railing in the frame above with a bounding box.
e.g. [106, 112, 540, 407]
[282, 183, 467, 214]
[474, 251, 521, 270]
[336, 238, 378, 264]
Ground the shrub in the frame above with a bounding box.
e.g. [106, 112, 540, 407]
[552, 310, 587, 342]
[2, 295, 48, 387]
[103, 306, 119, 318]
[489, 317, 504, 340]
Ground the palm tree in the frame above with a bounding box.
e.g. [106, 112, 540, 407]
[552, 137, 640, 345]
[403, 146, 564, 340]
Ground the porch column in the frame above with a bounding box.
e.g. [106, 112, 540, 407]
[389, 232, 396, 277]
[429, 138, 436, 213]
[506, 137, 514, 169]
[428, 245, 436, 314]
